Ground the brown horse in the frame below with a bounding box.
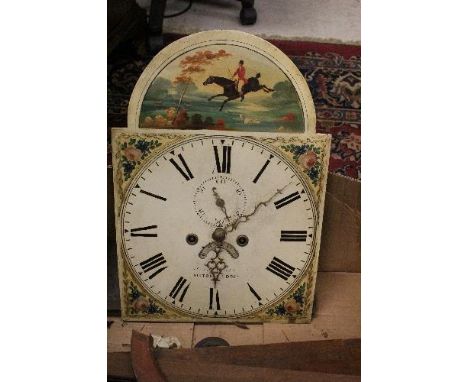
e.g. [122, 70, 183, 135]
[203, 74, 274, 111]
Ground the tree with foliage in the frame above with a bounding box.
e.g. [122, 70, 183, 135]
[204, 116, 214, 128]
[191, 113, 203, 129]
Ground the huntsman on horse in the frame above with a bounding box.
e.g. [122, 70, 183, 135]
[203, 75, 274, 111]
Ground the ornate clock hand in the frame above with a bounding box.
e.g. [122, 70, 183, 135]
[206, 246, 226, 287]
[198, 227, 240, 287]
[199, 228, 239, 259]
[225, 183, 292, 232]
[202, 185, 287, 281]
[200, 243, 237, 287]
[220, 241, 239, 259]
[212, 187, 230, 223]
[198, 241, 239, 259]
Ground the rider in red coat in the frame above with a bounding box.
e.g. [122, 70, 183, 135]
[232, 60, 246, 96]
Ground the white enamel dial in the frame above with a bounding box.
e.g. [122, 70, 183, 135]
[121, 135, 318, 319]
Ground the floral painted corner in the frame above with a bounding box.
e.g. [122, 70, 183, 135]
[118, 137, 162, 181]
[127, 281, 166, 316]
[281, 144, 323, 186]
[266, 283, 307, 319]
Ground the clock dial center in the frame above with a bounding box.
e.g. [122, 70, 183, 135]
[212, 227, 226, 242]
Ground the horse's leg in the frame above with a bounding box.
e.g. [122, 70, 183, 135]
[220, 95, 240, 111]
[219, 99, 229, 111]
[209, 94, 225, 101]
[262, 85, 274, 93]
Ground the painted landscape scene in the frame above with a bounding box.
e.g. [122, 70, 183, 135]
[139, 45, 305, 133]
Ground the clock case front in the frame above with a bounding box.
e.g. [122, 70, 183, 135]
[112, 129, 330, 323]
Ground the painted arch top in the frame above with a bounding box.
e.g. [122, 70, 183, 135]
[127, 30, 316, 136]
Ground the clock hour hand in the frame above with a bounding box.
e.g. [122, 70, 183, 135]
[221, 241, 239, 259]
[212, 187, 230, 223]
[198, 229, 239, 287]
[225, 183, 291, 232]
[199, 242, 217, 259]
[211, 227, 239, 258]
[198, 230, 238, 287]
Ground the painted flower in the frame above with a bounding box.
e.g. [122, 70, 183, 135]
[293, 145, 307, 156]
[123, 161, 134, 171]
[148, 303, 164, 314]
[124, 147, 142, 162]
[307, 167, 319, 181]
[133, 296, 150, 312]
[135, 140, 151, 153]
[298, 151, 318, 170]
[130, 286, 140, 301]
[284, 299, 300, 313]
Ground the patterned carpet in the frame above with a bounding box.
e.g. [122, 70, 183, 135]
[108, 35, 361, 179]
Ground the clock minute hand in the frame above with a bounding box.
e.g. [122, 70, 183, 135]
[198, 228, 239, 287]
[199, 227, 239, 259]
[225, 183, 291, 232]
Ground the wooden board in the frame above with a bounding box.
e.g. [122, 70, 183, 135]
[319, 174, 361, 272]
[108, 338, 361, 381]
[264, 272, 360, 343]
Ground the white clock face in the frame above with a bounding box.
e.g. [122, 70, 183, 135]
[121, 136, 318, 319]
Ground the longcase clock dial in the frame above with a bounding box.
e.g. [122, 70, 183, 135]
[117, 134, 327, 321]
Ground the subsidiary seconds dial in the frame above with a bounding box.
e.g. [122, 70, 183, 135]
[121, 136, 318, 319]
[193, 175, 247, 228]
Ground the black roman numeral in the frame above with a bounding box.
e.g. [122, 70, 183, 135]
[214, 146, 231, 173]
[253, 156, 272, 183]
[170, 154, 194, 181]
[140, 189, 167, 201]
[274, 191, 301, 209]
[280, 230, 307, 242]
[209, 288, 221, 310]
[266, 257, 295, 281]
[247, 282, 262, 302]
[130, 225, 158, 237]
[139, 253, 167, 279]
[169, 277, 190, 302]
